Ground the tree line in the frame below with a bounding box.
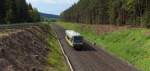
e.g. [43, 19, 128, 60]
[61, 0, 150, 27]
[0, 0, 40, 24]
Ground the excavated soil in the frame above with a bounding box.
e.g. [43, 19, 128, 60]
[0, 25, 51, 71]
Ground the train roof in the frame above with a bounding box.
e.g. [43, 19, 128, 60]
[65, 30, 81, 38]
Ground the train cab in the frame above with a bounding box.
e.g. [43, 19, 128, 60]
[65, 30, 84, 49]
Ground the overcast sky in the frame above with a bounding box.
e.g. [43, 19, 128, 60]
[26, 0, 79, 15]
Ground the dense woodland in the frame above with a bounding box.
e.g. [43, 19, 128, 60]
[61, 0, 150, 27]
[0, 0, 40, 24]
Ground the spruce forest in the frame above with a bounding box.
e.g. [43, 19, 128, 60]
[0, 0, 40, 24]
[61, 0, 150, 27]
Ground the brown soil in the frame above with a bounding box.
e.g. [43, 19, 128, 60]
[0, 29, 22, 37]
[0, 25, 51, 71]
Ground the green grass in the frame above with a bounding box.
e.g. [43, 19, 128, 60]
[43, 24, 69, 71]
[57, 22, 150, 71]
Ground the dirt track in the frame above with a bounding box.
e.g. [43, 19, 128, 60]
[51, 24, 139, 71]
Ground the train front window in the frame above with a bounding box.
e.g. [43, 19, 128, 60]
[73, 36, 83, 43]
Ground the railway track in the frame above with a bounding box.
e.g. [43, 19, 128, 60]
[51, 24, 139, 71]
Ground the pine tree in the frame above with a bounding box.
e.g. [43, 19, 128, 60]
[5, 0, 14, 23]
[61, 0, 150, 27]
[0, 0, 6, 23]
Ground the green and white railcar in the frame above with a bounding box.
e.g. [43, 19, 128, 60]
[65, 30, 83, 49]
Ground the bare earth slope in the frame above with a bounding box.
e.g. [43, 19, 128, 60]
[0, 25, 51, 71]
[51, 24, 139, 71]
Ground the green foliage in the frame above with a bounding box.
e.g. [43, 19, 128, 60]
[0, 0, 6, 23]
[98, 29, 150, 71]
[47, 36, 69, 71]
[46, 24, 69, 71]
[61, 0, 150, 27]
[57, 22, 150, 71]
[30, 8, 41, 22]
[0, 0, 41, 24]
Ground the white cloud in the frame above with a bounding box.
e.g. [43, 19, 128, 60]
[26, 0, 79, 15]
[27, 0, 78, 5]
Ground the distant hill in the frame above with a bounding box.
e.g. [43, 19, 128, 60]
[40, 13, 60, 19]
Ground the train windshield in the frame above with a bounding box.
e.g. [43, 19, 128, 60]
[73, 36, 83, 43]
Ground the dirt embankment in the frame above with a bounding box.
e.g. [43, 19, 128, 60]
[0, 25, 51, 71]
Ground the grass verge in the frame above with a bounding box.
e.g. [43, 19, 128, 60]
[42, 24, 69, 71]
[57, 22, 150, 71]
